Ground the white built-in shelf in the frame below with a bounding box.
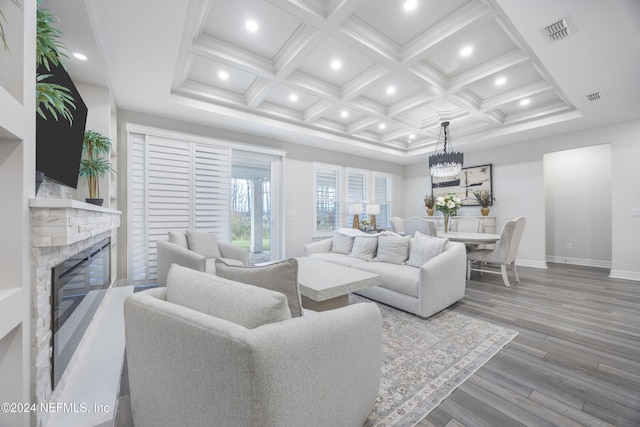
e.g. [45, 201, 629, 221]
[0, 288, 25, 338]
[0, 86, 24, 140]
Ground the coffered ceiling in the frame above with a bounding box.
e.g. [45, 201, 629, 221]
[47, 0, 640, 164]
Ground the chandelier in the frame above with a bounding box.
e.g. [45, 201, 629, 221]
[429, 121, 463, 178]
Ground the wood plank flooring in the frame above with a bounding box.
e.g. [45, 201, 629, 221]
[418, 263, 640, 427]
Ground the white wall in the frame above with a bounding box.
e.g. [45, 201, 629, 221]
[405, 118, 640, 280]
[544, 144, 612, 267]
[115, 110, 405, 275]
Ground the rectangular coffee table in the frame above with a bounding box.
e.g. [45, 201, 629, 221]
[296, 257, 380, 311]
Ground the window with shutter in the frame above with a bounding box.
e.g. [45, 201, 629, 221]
[373, 172, 393, 228]
[314, 164, 341, 236]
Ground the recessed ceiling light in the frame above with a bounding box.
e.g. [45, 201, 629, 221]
[218, 71, 229, 80]
[331, 60, 342, 70]
[404, 0, 417, 11]
[246, 20, 258, 32]
[460, 46, 473, 57]
[409, 133, 416, 140]
[340, 110, 349, 118]
[520, 98, 530, 106]
[386, 86, 396, 95]
[379, 123, 387, 130]
[289, 94, 298, 102]
[495, 77, 506, 86]
[73, 52, 87, 61]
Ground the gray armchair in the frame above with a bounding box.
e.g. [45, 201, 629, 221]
[124, 285, 382, 427]
[157, 231, 249, 286]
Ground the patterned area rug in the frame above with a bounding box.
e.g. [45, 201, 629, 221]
[351, 295, 518, 427]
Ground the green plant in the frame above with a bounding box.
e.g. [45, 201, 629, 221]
[435, 193, 461, 216]
[473, 190, 494, 207]
[78, 130, 115, 199]
[35, 1, 75, 122]
[0, 0, 21, 51]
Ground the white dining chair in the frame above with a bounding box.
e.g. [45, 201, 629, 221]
[466, 217, 526, 287]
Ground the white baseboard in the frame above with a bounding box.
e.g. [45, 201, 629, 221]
[516, 259, 548, 269]
[546, 256, 612, 269]
[609, 270, 640, 282]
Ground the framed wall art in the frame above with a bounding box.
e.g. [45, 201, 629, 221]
[431, 164, 493, 206]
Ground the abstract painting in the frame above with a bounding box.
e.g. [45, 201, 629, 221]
[431, 164, 492, 206]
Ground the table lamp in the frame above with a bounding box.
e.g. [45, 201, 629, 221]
[367, 204, 380, 230]
[348, 203, 364, 229]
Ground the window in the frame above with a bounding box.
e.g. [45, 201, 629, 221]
[313, 163, 341, 235]
[313, 163, 392, 235]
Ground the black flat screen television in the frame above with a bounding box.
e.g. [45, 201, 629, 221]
[36, 62, 88, 189]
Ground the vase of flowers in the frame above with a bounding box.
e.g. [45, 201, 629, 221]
[436, 193, 461, 232]
[424, 194, 435, 216]
[473, 190, 494, 216]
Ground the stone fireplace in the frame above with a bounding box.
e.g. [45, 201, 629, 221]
[30, 196, 120, 426]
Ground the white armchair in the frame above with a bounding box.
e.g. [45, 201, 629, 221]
[124, 269, 382, 427]
[391, 216, 438, 236]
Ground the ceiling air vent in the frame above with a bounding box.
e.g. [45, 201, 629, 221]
[545, 18, 571, 41]
[586, 90, 607, 102]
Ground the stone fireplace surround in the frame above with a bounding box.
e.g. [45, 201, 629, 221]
[30, 192, 121, 427]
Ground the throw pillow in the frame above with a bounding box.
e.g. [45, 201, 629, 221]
[215, 258, 304, 318]
[407, 231, 449, 268]
[349, 236, 378, 261]
[165, 264, 291, 329]
[186, 230, 222, 259]
[167, 231, 189, 248]
[331, 231, 355, 254]
[373, 234, 411, 264]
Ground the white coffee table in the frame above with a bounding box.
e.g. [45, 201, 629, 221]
[296, 257, 380, 311]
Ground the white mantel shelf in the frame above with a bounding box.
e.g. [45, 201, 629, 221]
[30, 198, 121, 247]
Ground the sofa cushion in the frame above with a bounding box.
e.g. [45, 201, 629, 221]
[215, 258, 304, 317]
[186, 230, 222, 259]
[308, 252, 367, 267]
[407, 231, 449, 268]
[352, 262, 420, 298]
[204, 257, 244, 275]
[165, 264, 291, 328]
[373, 234, 411, 264]
[167, 231, 188, 248]
[331, 231, 355, 254]
[349, 236, 378, 260]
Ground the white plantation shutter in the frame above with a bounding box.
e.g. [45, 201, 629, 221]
[314, 164, 341, 235]
[129, 133, 231, 285]
[373, 172, 393, 228]
[193, 143, 231, 240]
[346, 168, 369, 226]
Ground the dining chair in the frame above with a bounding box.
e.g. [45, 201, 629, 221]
[466, 217, 526, 287]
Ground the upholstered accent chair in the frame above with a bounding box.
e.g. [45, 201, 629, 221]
[391, 216, 438, 237]
[156, 230, 249, 286]
[124, 265, 382, 427]
[467, 217, 526, 287]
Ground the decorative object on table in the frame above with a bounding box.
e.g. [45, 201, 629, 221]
[428, 121, 464, 178]
[78, 130, 116, 206]
[367, 203, 380, 230]
[359, 219, 370, 231]
[349, 202, 364, 229]
[435, 193, 461, 233]
[424, 194, 435, 216]
[432, 164, 492, 206]
[473, 190, 495, 216]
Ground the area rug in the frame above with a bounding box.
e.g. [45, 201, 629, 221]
[351, 295, 518, 427]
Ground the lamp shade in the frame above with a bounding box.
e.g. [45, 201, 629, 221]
[367, 204, 380, 215]
[348, 203, 364, 215]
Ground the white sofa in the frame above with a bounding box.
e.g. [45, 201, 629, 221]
[304, 231, 467, 318]
[124, 264, 382, 427]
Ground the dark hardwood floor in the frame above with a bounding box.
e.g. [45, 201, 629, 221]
[419, 263, 640, 427]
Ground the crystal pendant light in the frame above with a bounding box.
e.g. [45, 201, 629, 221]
[429, 121, 463, 178]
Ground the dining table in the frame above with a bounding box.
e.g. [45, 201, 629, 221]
[437, 231, 501, 245]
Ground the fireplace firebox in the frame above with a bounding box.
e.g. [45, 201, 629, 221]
[51, 238, 111, 388]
